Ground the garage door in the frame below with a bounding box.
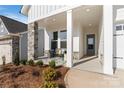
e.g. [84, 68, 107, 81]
[114, 24, 124, 69]
[0, 41, 12, 65]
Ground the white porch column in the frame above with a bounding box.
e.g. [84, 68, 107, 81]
[44, 28, 50, 56]
[58, 31, 61, 49]
[103, 5, 113, 75]
[66, 10, 73, 67]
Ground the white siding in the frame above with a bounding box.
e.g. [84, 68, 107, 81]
[113, 6, 124, 69]
[0, 19, 9, 36]
[28, 5, 66, 22]
[98, 13, 104, 63]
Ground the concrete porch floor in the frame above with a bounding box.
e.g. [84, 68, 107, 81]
[73, 56, 103, 73]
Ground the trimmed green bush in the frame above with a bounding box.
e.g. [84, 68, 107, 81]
[43, 67, 57, 81]
[42, 81, 58, 88]
[20, 60, 27, 65]
[14, 59, 20, 66]
[36, 60, 43, 67]
[14, 61, 20, 66]
[28, 59, 34, 66]
[49, 60, 56, 68]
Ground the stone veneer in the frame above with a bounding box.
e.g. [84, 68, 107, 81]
[44, 50, 50, 57]
[0, 38, 12, 64]
[73, 52, 80, 60]
[28, 22, 38, 60]
[0, 36, 19, 64]
[12, 36, 19, 62]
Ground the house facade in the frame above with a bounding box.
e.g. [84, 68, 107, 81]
[21, 5, 124, 75]
[0, 16, 27, 64]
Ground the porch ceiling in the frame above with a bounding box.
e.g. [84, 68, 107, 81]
[37, 12, 66, 29]
[73, 5, 103, 27]
[37, 5, 102, 29]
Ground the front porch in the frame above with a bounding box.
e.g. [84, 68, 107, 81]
[27, 5, 114, 75]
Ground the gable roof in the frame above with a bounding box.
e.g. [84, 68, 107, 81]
[0, 15, 27, 34]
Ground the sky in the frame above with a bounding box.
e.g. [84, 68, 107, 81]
[0, 5, 27, 24]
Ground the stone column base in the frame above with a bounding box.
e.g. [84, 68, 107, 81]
[73, 52, 79, 60]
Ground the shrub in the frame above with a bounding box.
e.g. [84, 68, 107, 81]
[36, 60, 43, 67]
[14, 60, 20, 66]
[20, 60, 27, 65]
[14, 50, 19, 66]
[28, 59, 34, 66]
[42, 81, 58, 88]
[43, 67, 57, 81]
[49, 60, 56, 68]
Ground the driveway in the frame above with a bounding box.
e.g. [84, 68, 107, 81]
[65, 68, 124, 88]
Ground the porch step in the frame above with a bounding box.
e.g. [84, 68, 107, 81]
[73, 55, 98, 65]
[77, 55, 98, 63]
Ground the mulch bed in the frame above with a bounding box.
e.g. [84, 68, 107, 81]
[0, 64, 69, 88]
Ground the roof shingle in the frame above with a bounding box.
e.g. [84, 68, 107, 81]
[0, 15, 27, 34]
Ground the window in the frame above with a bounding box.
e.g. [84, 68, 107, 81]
[60, 30, 67, 49]
[88, 45, 94, 49]
[0, 22, 4, 32]
[53, 32, 58, 40]
[116, 25, 122, 31]
[123, 25, 124, 30]
[0, 29, 3, 32]
[51, 41, 57, 49]
[60, 30, 67, 40]
[61, 41, 67, 48]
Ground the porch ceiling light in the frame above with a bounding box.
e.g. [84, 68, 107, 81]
[52, 18, 56, 22]
[89, 24, 92, 26]
[86, 8, 90, 12]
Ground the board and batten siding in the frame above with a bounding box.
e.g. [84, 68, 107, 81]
[113, 6, 124, 69]
[28, 5, 66, 22]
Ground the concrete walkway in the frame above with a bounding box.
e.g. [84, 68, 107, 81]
[65, 68, 124, 88]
